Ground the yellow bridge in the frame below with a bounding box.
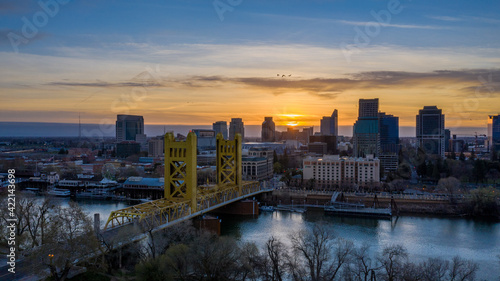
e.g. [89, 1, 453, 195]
[104, 132, 265, 230]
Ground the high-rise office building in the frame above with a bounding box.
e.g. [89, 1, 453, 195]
[353, 99, 379, 157]
[489, 115, 500, 151]
[416, 106, 445, 158]
[320, 109, 338, 136]
[379, 112, 399, 173]
[116, 114, 144, 142]
[116, 115, 147, 150]
[261, 117, 276, 142]
[212, 121, 228, 140]
[229, 118, 245, 141]
[359, 98, 379, 118]
[444, 129, 451, 152]
[379, 112, 399, 153]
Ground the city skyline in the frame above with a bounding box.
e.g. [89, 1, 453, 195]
[1, 1, 499, 131]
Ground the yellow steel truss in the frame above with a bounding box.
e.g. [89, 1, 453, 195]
[104, 133, 260, 230]
[216, 133, 242, 192]
[164, 132, 197, 212]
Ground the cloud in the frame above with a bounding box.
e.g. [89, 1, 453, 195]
[427, 15, 462, 22]
[337, 20, 446, 29]
[47, 80, 162, 88]
[192, 69, 500, 97]
[46, 68, 500, 100]
[0, 29, 50, 46]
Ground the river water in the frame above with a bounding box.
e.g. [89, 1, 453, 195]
[57, 198, 500, 280]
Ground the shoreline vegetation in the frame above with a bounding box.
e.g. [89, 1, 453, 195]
[87, 222, 488, 281]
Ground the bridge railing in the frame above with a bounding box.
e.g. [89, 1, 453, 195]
[104, 181, 262, 230]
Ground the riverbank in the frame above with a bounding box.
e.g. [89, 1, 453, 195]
[257, 189, 500, 220]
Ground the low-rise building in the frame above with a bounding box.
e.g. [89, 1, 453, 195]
[242, 157, 269, 181]
[123, 177, 164, 200]
[308, 142, 328, 155]
[246, 147, 273, 180]
[303, 154, 380, 189]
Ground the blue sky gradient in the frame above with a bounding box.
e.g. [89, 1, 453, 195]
[1, 0, 499, 133]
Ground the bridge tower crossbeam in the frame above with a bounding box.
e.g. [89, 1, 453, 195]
[103, 132, 260, 231]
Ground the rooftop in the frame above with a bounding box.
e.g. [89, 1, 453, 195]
[124, 177, 164, 187]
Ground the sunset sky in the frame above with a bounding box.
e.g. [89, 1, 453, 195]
[1, 0, 499, 134]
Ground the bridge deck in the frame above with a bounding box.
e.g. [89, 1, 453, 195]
[104, 181, 266, 231]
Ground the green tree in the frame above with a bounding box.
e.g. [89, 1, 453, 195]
[459, 151, 466, 161]
[432, 162, 440, 180]
[279, 149, 289, 169]
[468, 187, 500, 218]
[449, 150, 457, 160]
[273, 162, 284, 174]
[472, 160, 487, 183]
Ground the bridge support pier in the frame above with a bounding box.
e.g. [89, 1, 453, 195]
[211, 199, 259, 215]
[194, 215, 221, 235]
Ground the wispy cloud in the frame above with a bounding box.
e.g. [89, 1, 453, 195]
[337, 20, 447, 30]
[47, 80, 161, 88]
[46, 69, 500, 100]
[0, 29, 50, 46]
[427, 15, 462, 22]
[466, 16, 500, 24]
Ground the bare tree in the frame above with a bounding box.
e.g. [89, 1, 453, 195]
[448, 256, 478, 281]
[0, 194, 34, 250]
[290, 224, 353, 281]
[190, 232, 243, 281]
[24, 197, 54, 247]
[437, 177, 461, 203]
[30, 202, 99, 281]
[346, 243, 377, 281]
[377, 244, 408, 281]
[237, 242, 262, 281]
[420, 257, 449, 281]
[263, 236, 289, 281]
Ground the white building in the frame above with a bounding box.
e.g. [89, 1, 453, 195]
[303, 154, 380, 189]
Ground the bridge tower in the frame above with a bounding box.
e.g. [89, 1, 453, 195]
[216, 133, 242, 193]
[164, 132, 198, 212]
